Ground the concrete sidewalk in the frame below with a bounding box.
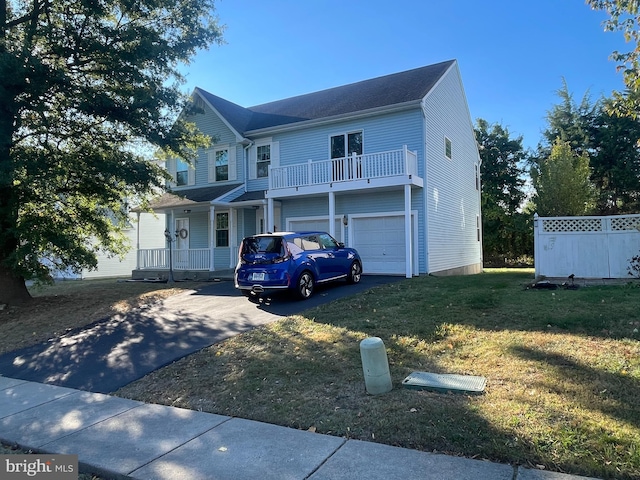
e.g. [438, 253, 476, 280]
[1, 377, 600, 480]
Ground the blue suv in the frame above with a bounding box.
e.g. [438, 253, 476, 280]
[235, 231, 362, 299]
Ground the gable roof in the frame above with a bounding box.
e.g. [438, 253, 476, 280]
[195, 59, 455, 135]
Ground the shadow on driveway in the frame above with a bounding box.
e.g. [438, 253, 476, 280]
[0, 276, 401, 393]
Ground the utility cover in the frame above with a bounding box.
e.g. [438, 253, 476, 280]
[402, 371, 486, 394]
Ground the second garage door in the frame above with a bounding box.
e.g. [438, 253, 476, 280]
[352, 215, 406, 275]
[287, 218, 343, 243]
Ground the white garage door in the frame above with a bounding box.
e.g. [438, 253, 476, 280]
[287, 218, 343, 242]
[352, 215, 406, 275]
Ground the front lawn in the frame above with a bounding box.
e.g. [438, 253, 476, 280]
[116, 270, 640, 480]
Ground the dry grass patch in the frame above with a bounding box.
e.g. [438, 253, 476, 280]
[0, 279, 204, 355]
[117, 270, 640, 479]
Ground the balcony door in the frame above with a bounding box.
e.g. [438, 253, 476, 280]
[331, 131, 362, 181]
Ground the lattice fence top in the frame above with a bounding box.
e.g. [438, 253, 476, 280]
[542, 218, 603, 233]
[611, 216, 640, 231]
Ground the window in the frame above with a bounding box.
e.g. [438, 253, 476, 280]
[445, 137, 452, 160]
[475, 163, 480, 190]
[319, 233, 339, 249]
[208, 145, 236, 183]
[216, 212, 229, 247]
[301, 235, 321, 250]
[331, 131, 362, 159]
[256, 144, 270, 178]
[215, 149, 229, 181]
[477, 215, 481, 242]
[176, 159, 189, 186]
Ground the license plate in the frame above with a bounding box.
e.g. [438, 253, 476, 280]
[252, 273, 265, 281]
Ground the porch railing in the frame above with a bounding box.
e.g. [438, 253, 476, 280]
[270, 146, 418, 190]
[137, 248, 210, 270]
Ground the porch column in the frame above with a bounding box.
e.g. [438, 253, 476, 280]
[328, 192, 335, 238]
[135, 211, 140, 269]
[267, 197, 274, 233]
[209, 205, 215, 272]
[404, 185, 412, 278]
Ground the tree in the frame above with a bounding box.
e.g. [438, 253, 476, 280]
[0, 1, 223, 305]
[587, 0, 640, 116]
[530, 139, 596, 216]
[540, 79, 596, 156]
[588, 97, 640, 213]
[474, 119, 532, 262]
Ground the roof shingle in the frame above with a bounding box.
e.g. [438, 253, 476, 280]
[196, 60, 455, 135]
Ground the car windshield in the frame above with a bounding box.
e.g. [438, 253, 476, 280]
[241, 236, 285, 257]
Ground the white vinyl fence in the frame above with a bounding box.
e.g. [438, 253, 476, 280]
[534, 213, 640, 279]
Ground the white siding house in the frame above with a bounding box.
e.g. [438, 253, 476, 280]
[50, 211, 165, 280]
[134, 60, 482, 280]
[82, 211, 166, 279]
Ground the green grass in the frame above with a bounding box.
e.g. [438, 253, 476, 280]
[101, 271, 640, 478]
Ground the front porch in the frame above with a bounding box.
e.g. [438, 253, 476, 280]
[132, 247, 234, 281]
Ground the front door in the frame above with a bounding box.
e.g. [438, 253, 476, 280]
[175, 218, 189, 268]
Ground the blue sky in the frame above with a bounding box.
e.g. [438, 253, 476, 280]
[181, 0, 629, 150]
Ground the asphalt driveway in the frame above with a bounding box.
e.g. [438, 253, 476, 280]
[0, 276, 400, 394]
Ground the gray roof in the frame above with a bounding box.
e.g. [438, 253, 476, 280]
[196, 60, 455, 135]
[231, 190, 266, 202]
[147, 184, 243, 210]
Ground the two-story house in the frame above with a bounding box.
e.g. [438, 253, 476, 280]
[133, 59, 482, 280]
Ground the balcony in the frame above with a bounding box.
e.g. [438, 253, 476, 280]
[268, 146, 422, 197]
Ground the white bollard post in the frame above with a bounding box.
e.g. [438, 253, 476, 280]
[360, 337, 392, 395]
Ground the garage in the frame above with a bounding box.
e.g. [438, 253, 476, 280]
[287, 218, 343, 242]
[351, 215, 407, 275]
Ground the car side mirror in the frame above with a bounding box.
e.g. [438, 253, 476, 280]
[337, 242, 345, 248]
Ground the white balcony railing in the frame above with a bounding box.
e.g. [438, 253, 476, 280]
[270, 146, 418, 190]
[137, 248, 210, 270]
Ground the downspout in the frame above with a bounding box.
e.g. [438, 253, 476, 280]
[243, 140, 254, 192]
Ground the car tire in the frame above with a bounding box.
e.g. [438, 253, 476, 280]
[347, 261, 362, 284]
[297, 271, 314, 299]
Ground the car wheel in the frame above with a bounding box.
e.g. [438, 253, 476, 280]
[297, 271, 314, 299]
[347, 261, 362, 284]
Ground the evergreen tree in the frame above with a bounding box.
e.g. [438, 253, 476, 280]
[474, 119, 532, 262]
[588, 99, 640, 213]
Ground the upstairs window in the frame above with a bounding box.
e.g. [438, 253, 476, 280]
[445, 137, 452, 160]
[208, 145, 236, 183]
[176, 159, 189, 186]
[331, 131, 362, 159]
[215, 149, 229, 181]
[256, 144, 270, 178]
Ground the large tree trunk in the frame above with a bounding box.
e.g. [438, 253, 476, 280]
[0, 11, 29, 307]
[0, 264, 31, 305]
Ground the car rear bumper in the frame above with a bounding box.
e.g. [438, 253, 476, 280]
[236, 283, 290, 294]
